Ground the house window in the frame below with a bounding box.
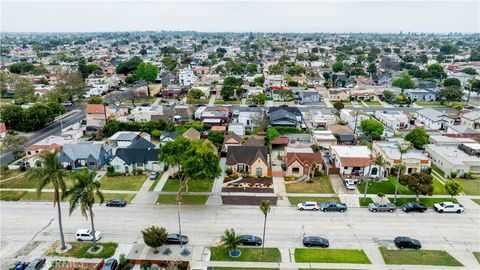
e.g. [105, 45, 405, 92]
[89, 161, 95, 166]
[255, 168, 263, 176]
[292, 167, 300, 174]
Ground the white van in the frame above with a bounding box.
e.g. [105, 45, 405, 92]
[76, 229, 102, 242]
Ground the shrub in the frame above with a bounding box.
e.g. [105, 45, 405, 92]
[107, 171, 121, 177]
[284, 175, 296, 181]
[450, 172, 457, 178]
[107, 165, 114, 174]
[119, 254, 127, 268]
[225, 168, 233, 176]
[151, 129, 162, 139]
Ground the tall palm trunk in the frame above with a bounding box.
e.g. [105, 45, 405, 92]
[89, 205, 97, 249]
[56, 190, 67, 250]
[394, 154, 403, 203]
[262, 214, 267, 253]
[362, 155, 373, 202]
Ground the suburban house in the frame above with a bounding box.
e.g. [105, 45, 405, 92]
[329, 145, 381, 178]
[179, 67, 198, 86]
[108, 131, 150, 150]
[223, 133, 242, 150]
[110, 138, 160, 173]
[328, 88, 349, 101]
[25, 143, 62, 168]
[269, 107, 303, 127]
[285, 152, 323, 177]
[298, 89, 321, 104]
[339, 109, 369, 133]
[461, 111, 480, 129]
[416, 108, 455, 130]
[130, 105, 163, 122]
[228, 123, 245, 136]
[182, 127, 201, 140]
[59, 142, 113, 170]
[310, 110, 336, 129]
[425, 144, 480, 178]
[372, 141, 430, 175]
[198, 106, 230, 126]
[265, 75, 284, 87]
[86, 104, 106, 127]
[237, 110, 263, 131]
[405, 89, 436, 102]
[162, 84, 186, 98]
[272, 87, 292, 101]
[444, 125, 480, 139]
[160, 131, 177, 144]
[226, 145, 269, 177]
[312, 130, 337, 148]
[374, 110, 409, 130]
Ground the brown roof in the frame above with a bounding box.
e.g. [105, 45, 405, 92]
[339, 157, 370, 167]
[286, 152, 323, 167]
[211, 125, 227, 131]
[244, 136, 264, 146]
[271, 137, 289, 145]
[182, 127, 200, 140]
[328, 125, 353, 135]
[86, 104, 105, 114]
[226, 145, 268, 166]
[224, 134, 242, 144]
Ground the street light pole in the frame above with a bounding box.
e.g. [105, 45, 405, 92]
[177, 201, 182, 248]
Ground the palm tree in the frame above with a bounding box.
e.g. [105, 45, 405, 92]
[26, 150, 68, 250]
[221, 228, 241, 257]
[66, 169, 104, 249]
[362, 146, 375, 202]
[394, 143, 410, 203]
[259, 200, 271, 253]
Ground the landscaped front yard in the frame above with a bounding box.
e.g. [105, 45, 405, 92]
[391, 197, 458, 207]
[358, 197, 374, 207]
[156, 194, 208, 205]
[458, 179, 480, 195]
[99, 174, 147, 191]
[288, 196, 340, 206]
[46, 242, 118, 259]
[294, 248, 371, 264]
[162, 179, 213, 192]
[379, 247, 462, 266]
[210, 246, 281, 262]
[285, 176, 335, 194]
[0, 190, 27, 201]
[357, 176, 447, 195]
[362, 101, 382, 106]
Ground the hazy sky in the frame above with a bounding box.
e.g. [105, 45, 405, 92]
[1, 0, 479, 33]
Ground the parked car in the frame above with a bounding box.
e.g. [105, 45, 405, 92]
[101, 258, 118, 270]
[465, 105, 475, 110]
[8, 261, 29, 270]
[297, 201, 319, 211]
[401, 202, 427, 213]
[240, 235, 262, 246]
[344, 179, 356, 190]
[106, 199, 127, 207]
[25, 259, 46, 270]
[149, 171, 159, 180]
[76, 229, 102, 242]
[433, 201, 464, 213]
[303, 236, 329, 248]
[319, 201, 347, 212]
[368, 202, 396, 212]
[394, 236, 422, 249]
[248, 104, 257, 107]
[165, 234, 189, 245]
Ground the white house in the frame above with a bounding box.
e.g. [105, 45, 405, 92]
[416, 108, 455, 130]
[425, 144, 480, 178]
[310, 110, 336, 129]
[330, 145, 382, 178]
[339, 109, 370, 133]
[110, 138, 161, 173]
[461, 111, 480, 129]
[374, 110, 409, 130]
[179, 68, 198, 86]
[130, 105, 163, 122]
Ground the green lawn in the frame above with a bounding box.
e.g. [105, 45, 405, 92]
[474, 252, 480, 264]
[358, 197, 374, 207]
[0, 175, 39, 189]
[156, 194, 208, 205]
[99, 174, 147, 191]
[214, 100, 241, 105]
[286, 176, 335, 194]
[431, 164, 446, 178]
[47, 242, 118, 259]
[18, 192, 134, 202]
[363, 101, 382, 106]
[0, 190, 27, 201]
[294, 248, 371, 264]
[210, 246, 281, 262]
[391, 197, 458, 207]
[379, 247, 462, 266]
[458, 179, 480, 195]
[288, 196, 340, 206]
[415, 101, 446, 107]
[162, 179, 213, 192]
[0, 169, 23, 180]
[472, 199, 480, 206]
[357, 176, 446, 195]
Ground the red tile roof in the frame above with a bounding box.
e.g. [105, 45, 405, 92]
[339, 157, 370, 167]
[271, 137, 289, 145]
[86, 104, 105, 114]
[211, 125, 227, 131]
[286, 152, 323, 167]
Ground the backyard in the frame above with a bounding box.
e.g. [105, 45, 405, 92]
[285, 176, 335, 194]
[379, 248, 462, 266]
[99, 174, 147, 191]
[210, 246, 281, 262]
[294, 248, 371, 264]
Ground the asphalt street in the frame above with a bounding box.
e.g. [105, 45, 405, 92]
[1, 202, 479, 261]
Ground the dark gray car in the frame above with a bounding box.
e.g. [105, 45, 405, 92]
[368, 202, 396, 212]
[303, 236, 329, 248]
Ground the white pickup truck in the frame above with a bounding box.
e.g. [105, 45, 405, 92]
[433, 201, 464, 213]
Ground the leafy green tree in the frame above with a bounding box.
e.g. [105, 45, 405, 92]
[251, 93, 267, 105]
[251, 76, 265, 87]
[141, 226, 168, 254]
[207, 130, 224, 145]
[405, 128, 429, 149]
[78, 59, 89, 78]
[26, 150, 68, 250]
[10, 75, 35, 103]
[259, 200, 271, 253]
[461, 67, 477, 75]
[392, 72, 415, 90]
[116, 56, 142, 75]
[88, 96, 103, 104]
[9, 61, 34, 74]
[66, 169, 104, 250]
[383, 90, 394, 103]
[22, 104, 56, 131]
[360, 118, 384, 139]
[439, 86, 463, 103]
[399, 172, 434, 203]
[267, 127, 280, 141]
[443, 78, 461, 87]
[55, 70, 85, 102]
[87, 64, 102, 74]
[427, 64, 447, 79]
[444, 180, 463, 199]
[268, 64, 282, 75]
[279, 90, 293, 102]
[221, 228, 241, 256]
[367, 63, 377, 76]
[136, 62, 158, 96]
[0, 134, 28, 159]
[159, 137, 221, 201]
[332, 61, 344, 72]
[0, 104, 24, 129]
[333, 101, 345, 111]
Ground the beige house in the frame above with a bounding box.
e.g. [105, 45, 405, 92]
[285, 152, 323, 177]
[226, 145, 269, 177]
[86, 104, 106, 127]
[372, 141, 430, 175]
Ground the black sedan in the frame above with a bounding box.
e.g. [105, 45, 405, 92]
[101, 258, 118, 270]
[394, 236, 422, 249]
[166, 234, 189, 245]
[303, 236, 329, 248]
[240, 235, 262, 246]
[25, 259, 46, 270]
[401, 202, 427, 213]
[106, 199, 127, 207]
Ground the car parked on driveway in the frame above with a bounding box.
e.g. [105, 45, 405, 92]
[303, 236, 329, 248]
[149, 171, 159, 180]
[165, 234, 189, 245]
[240, 235, 262, 246]
[394, 236, 422, 249]
[297, 201, 319, 211]
[344, 179, 356, 190]
[101, 258, 118, 270]
[25, 259, 46, 270]
[76, 229, 102, 242]
[401, 202, 427, 213]
[319, 201, 347, 212]
[433, 201, 464, 213]
[368, 202, 396, 212]
[106, 199, 127, 207]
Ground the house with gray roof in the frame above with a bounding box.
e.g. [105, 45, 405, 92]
[461, 110, 480, 130]
[59, 142, 112, 170]
[110, 138, 160, 173]
[226, 145, 269, 176]
[416, 108, 454, 130]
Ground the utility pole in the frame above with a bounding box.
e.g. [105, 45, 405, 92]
[353, 111, 359, 135]
[177, 201, 182, 248]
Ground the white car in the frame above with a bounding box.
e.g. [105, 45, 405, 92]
[297, 201, 319, 211]
[433, 201, 464, 214]
[76, 229, 102, 242]
[344, 179, 356, 190]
